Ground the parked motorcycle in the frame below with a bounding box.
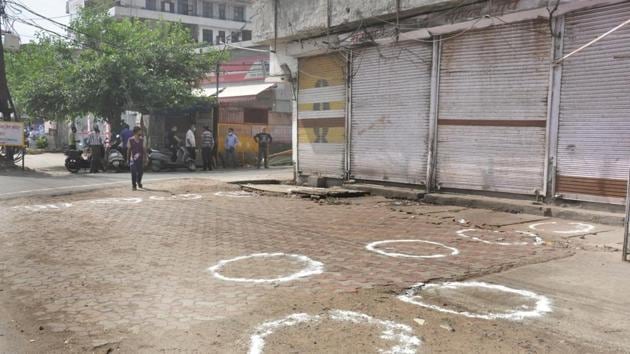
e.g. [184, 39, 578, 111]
[148, 143, 196, 172]
[64, 149, 91, 173]
[104, 135, 126, 172]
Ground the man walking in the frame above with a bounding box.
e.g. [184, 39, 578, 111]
[254, 127, 273, 169]
[127, 126, 147, 191]
[186, 124, 197, 162]
[201, 126, 214, 171]
[87, 125, 104, 173]
[224, 128, 240, 168]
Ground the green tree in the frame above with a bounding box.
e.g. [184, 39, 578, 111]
[7, 7, 223, 131]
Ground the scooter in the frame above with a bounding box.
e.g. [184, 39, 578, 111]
[64, 148, 91, 173]
[148, 143, 196, 172]
[104, 135, 126, 172]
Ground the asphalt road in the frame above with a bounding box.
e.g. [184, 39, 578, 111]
[0, 153, 292, 200]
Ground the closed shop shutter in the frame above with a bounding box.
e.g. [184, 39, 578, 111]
[350, 42, 432, 184]
[556, 2, 630, 204]
[297, 54, 347, 177]
[436, 20, 551, 195]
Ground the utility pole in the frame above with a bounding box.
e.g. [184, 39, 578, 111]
[0, 0, 15, 161]
[213, 62, 220, 162]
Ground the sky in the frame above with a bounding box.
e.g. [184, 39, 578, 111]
[9, 0, 71, 43]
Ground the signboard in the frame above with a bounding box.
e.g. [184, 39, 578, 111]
[0, 121, 24, 146]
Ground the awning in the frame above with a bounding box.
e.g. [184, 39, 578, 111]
[192, 83, 275, 103]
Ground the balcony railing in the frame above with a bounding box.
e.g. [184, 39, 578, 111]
[138, 3, 248, 23]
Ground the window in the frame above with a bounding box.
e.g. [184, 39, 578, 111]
[233, 6, 245, 22]
[241, 30, 252, 41]
[202, 1, 212, 18]
[146, 0, 157, 10]
[231, 31, 240, 43]
[177, 0, 189, 15]
[161, 1, 174, 12]
[202, 29, 213, 44]
[217, 30, 225, 44]
[218, 3, 226, 19]
[244, 108, 269, 125]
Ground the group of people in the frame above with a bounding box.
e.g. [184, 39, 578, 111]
[71, 122, 273, 191]
[168, 124, 273, 170]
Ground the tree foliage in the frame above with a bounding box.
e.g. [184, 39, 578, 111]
[6, 7, 224, 128]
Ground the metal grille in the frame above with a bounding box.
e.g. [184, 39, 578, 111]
[350, 42, 432, 184]
[435, 20, 551, 195]
[556, 2, 630, 204]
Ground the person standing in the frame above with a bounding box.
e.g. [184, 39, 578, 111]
[119, 123, 132, 159]
[68, 125, 77, 150]
[185, 124, 197, 162]
[167, 126, 180, 162]
[254, 127, 273, 169]
[201, 126, 214, 171]
[224, 128, 240, 168]
[87, 125, 104, 173]
[127, 126, 147, 191]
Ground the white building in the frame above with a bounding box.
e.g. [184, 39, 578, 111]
[67, 0, 253, 44]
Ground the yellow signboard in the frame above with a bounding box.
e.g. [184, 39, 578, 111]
[0, 121, 24, 147]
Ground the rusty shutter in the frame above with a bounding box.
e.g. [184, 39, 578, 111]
[556, 2, 630, 204]
[435, 20, 551, 195]
[297, 54, 347, 177]
[350, 42, 432, 184]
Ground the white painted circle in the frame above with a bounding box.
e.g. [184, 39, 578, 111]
[214, 191, 255, 198]
[528, 221, 594, 234]
[366, 239, 460, 259]
[208, 253, 324, 283]
[88, 197, 143, 205]
[398, 281, 552, 321]
[248, 310, 421, 354]
[456, 229, 543, 246]
[12, 203, 73, 212]
[149, 193, 202, 201]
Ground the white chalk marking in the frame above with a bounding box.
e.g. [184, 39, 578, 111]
[398, 281, 552, 321]
[248, 310, 421, 354]
[208, 253, 324, 283]
[456, 229, 543, 246]
[149, 193, 202, 201]
[529, 221, 594, 234]
[11, 203, 73, 212]
[214, 191, 255, 198]
[366, 240, 459, 259]
[88, 197, 143, 205]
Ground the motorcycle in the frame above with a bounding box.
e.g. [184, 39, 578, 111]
[64, 148, 91, 173]
[104, 135, 126, 172]
[148, 143, 196, 172]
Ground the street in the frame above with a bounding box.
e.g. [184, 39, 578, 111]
[0, 174, 628, 353]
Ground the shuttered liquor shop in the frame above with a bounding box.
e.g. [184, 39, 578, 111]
[350, 42, 433, 184]
[435, 20, 552, 195]
[556, 2, 630, 204]
[297, 54, 347, 177]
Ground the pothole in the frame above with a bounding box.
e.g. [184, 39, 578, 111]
[208, 253, 324, 283]
[248, 310, 421, 354]
[398, 281, 551, 320]
[365, 240, 459, 259]
[456, 229, 543, 246]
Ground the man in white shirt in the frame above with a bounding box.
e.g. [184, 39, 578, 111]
[87, 125, 104, 173]
[185, 124, 197, 161]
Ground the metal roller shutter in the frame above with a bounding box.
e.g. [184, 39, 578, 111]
[436, 20, 551, 195]
[297, 54, 347, 177]
[556, 2, 630, 204]
[350, 42, 432, 184]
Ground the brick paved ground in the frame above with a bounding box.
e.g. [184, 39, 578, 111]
[0, 179, 604, 353]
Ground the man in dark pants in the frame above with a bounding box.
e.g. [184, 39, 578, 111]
[201, 126, 214, 171]
[87, 125, 103, 173]
[127, 126, 146, 191]
[254, 127, 273, 169]
[185, 124, 197, 162]
[167, 126, 180, 162]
